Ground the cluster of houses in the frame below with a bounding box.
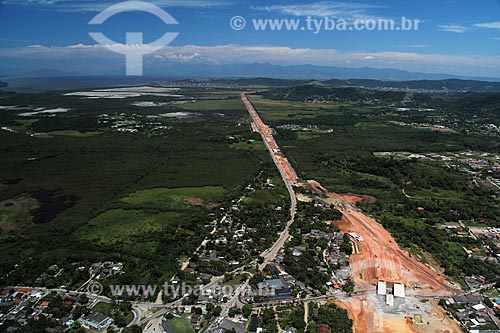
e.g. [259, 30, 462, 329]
[0, 287, 113, 332]
[191, 176, 288, 281]
[443, 292, 500, 332]
[0, 261, 125, 332]
[89, 261, 124, 280]
[290, 228, 352, 293]
[97, 113, 174, 134]
[34, 264, 63, 286]
[276, 124, 334, 134]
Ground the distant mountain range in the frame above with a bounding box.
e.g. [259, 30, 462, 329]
[3, 69, 500, 93]
[3, 63, 500, 83]
[140, 63, 500, 82]
[175, 77, 500, 93]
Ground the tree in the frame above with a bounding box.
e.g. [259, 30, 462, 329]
[79, 294, 89, 305]
[213, 306, 222, 316]
[342, 279, 355, 294]
[242, 304, 253, 318]
[229, 307, 241, 317]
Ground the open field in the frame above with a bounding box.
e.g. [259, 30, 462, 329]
[0, 194, 38, 231]
[169, 317, 195, 333]
[121, 186, 226, 210]
[230, 141, 266, 151]
[74, 209, 182, 246]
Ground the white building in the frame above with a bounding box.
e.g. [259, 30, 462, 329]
[386, 294, 394, 307]
[393, 283, 406, 298]
[472, 304, 486, 311]
[377, 281, 387, 295]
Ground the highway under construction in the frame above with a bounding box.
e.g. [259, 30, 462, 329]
[240, 92, 461, 333]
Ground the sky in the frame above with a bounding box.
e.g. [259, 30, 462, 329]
[0, 0, 499, 77]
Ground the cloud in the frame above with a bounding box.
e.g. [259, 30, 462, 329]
[1, 44, 500, 77]
[404, 44, 427, 48]
[474, 21, 500, 29]
[438, 24, 470, 33]
[2, 0, 233, 11]
[253, 1, 384, 20]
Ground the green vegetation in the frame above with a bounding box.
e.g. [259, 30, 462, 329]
[249, 90, 500, 283]
[0, 88, 270, 290]
[1, 82, 500, 299]
[169, 317, 195, 333]
[260, 308, 278, 333]
[278, 306, 306, 333]
[311, 303, 352, 333]
[0, 194, 38, 231]
[90, 301, 111, 315]
[122, 186, 226, 210]
[91, 301, 134, 327]
[284, 203, 342, 290]
[75, 209, 181, 246]
[48, 130, 101, 137]
[230, 141, 266, 151]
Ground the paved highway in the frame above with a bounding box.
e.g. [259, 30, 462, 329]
[241, 92, 297, 270]
[140, 93, 299, 330]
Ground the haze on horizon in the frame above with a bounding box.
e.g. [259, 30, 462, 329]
[0, 0, 499, 78]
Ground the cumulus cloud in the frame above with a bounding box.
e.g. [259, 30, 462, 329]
[1, 44, 500, 77]
[151, 51, 215, 64]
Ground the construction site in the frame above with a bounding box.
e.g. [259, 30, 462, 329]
[241, 93, 298, 186]
[310, 183, 463, 333]
[241, 94, 463, 333]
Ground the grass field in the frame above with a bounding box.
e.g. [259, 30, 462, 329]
[48, 130, 101, 137]
[181, 99, 244, 113]
[91, 301, 111, 315]
[74, 209, 182, 247]
[0, 194, 38, 231]
[170, 317, 195, 333]
[230, 141, 266, 151]
[245, 189, 286, 205]
[121, 186, 226, 210]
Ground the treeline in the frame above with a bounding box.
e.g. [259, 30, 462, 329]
[262, 85, 407, 104]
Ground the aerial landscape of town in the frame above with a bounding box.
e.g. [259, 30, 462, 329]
[1, 1, 500, 333]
